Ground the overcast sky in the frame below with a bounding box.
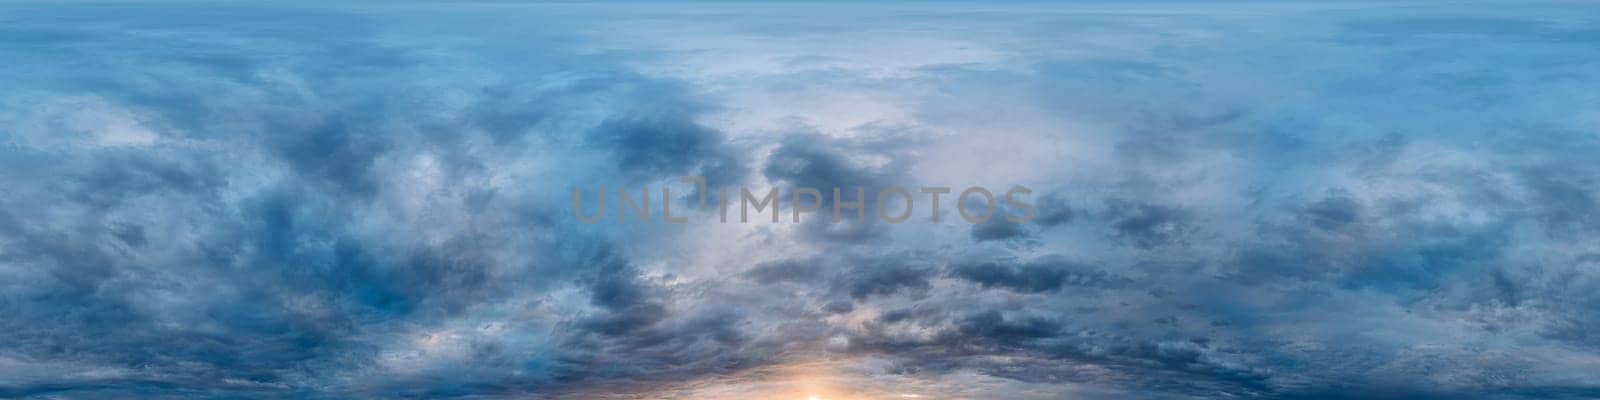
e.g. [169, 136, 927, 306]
[2, 1, 1600, 399]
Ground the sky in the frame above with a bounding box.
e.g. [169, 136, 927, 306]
[2, 1, 1600, 399]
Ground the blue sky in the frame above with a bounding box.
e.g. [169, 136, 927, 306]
[2, 1, 1600, 399]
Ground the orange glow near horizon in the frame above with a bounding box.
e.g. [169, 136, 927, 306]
[630, 359, 938, 400]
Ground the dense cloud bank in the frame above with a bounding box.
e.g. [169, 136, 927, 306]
[2, 2, 1599, 399]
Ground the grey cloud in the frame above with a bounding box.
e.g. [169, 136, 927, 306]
[971, 217, 1028, 242]
[587, 115, 746, 186]
[950, 257, 1127, 293]
[1034, 193, 1076, 227]
[835, 258, 933, 300]
[762, 130, 920, 244]
[744, 258, 823, 285]
[1105, 200, 1192, 249]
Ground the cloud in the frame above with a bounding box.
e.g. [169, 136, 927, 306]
[3, 2, 1600, 399]
[950, 256, 1127, 293]
[970, 217, 1028, 242]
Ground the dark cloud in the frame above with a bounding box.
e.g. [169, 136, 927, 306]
[1105, 200, 1192, 249]
[1303, 190, 1363, 231]
[581, 251, 667, 336]
[970, 217, 1028, 242]
[835, 258, 933, 300]
[950, 257, 1126, 293]
[587, 115, 745, 185]
[954, 310, 1063, 341]
[762, 130, 919, 244]
[1033, 193, 1076, 227]
[744, 258, 823, 285]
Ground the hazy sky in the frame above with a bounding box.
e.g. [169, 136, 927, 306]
[2, 2, 1599, 399]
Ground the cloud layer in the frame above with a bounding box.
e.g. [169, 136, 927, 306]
[2, 2, 1599, 399]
